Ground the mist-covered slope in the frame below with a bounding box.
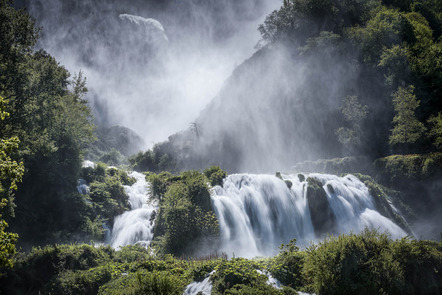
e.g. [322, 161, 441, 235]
[13, 0, 281, 145]
[136, 0, 441, 173]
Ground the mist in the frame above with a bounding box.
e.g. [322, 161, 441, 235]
[15, 0, 282, 148]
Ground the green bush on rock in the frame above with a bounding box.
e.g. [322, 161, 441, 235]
[204, 166, 227, 187]
[149, 169, 221, 257]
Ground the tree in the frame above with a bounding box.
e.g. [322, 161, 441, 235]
[0, 96, 24, 273]
[335, 95, 368, 153]
[0, 1, 96, 245]
[389, 86, 426, 153]
[427, 113, 442, 150]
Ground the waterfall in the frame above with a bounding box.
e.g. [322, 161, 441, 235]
[183, 271, 215, 295]
[110, 171, 158, 249]
[211, 173, 406, 258]
[256, 270, 282, 289]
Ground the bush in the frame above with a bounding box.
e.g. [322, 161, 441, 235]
[80, 164, 134, 230]
[149, 170, 219, 257]
[0, 244, 113, 294]
[303, 229, 442, 295]
[269, 239, 305, 289]
[203, 166, 227, 187]
[211, 258, 268, 294]
[99, 270, 187, 295]
[374, 153, 442, 185]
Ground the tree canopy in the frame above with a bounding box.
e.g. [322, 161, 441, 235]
[0, 0, 96, 246]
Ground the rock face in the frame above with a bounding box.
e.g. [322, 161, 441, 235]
[306, 177, 337, 237]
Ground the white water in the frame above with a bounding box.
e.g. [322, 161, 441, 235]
[211, 173, 407, 258]
[183, 271, 215, 295]
[110, 171, 158, 249]
[257, 270, 282, 289]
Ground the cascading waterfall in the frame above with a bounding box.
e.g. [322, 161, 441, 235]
[183, 271, 215, 295]
[110, 171, 158, 249]
[211, 173, 406, 258]
[256, 270, 282, 289]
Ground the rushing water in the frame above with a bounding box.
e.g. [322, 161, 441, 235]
[183, 271, 215, 295]
[110, 171, 158, 249]
[211, 173, 406, 258]
[257, 270, 282, 289]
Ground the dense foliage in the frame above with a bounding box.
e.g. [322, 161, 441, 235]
[0, 96, 24, 274]
[303, 229, 442, 295]
[79, 163, 135, 240]
[0, 0, 96, 246]
[0, 230, 440, 294]
[260, 0, 442, 157]
[148, 168, 224, 257]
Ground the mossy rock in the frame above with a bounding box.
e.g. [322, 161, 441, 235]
[353, 173, 413, 234]
[298, 174, 305, 182]
[373, 153, 442, 186]
[275, 172, 283, 180]
[285, 180, 293, 189]
[326, 183, 335, 194]
[306, 177, 337, 237]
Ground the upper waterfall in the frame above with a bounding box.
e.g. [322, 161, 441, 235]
[211, 173, 407, 258]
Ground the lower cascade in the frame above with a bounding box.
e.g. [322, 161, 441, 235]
[183, 271, 215, 295]
[110, 171, 158, 249]
[211, 173, 406, 258]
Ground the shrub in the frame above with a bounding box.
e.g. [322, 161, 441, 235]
[149, 170, 219, 257]
[303, 229, 442, 295]
[269, 239, 305, 289]
[211, 258, 268, 294]
[203, 166, 227, 187]
[99, 270, 187, 295]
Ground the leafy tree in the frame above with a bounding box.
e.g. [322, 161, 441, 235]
[269, 239, 305, 288]
[378, 45, 411, 87]
[150, 170, 219, 256]
[258, 0, 379, 45]
[335, 95, 368, 153]
[389, 85, 426, 153]
[347, 7, 416, 64]
[427, 113, 442, 150]
[0, 1, 96, 245]
[0, 96, 24, 273]
[203, 165, 227, 187]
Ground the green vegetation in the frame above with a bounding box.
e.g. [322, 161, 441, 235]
[0, 96, 24, 274]
[335, 95, 368, 152]
[80, 163, 135, 232]
[260, 0, 441, 158]
[303, 229, 442, 295]
[1, 0, 96, 246]
[129, 141, 177, 173]
[389, 86, 426, 153]
[269, 239, 305, 289]
[427, 113, 442, 150]
[374, 153, 442, 184]
[153, 0, 442, 172]
[0, 230, 440, 294]
[148, 169, 224, 257]
[0, 0, 441, 293]
[204, 166, 228, 187]
[353, 173, 413, 231]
